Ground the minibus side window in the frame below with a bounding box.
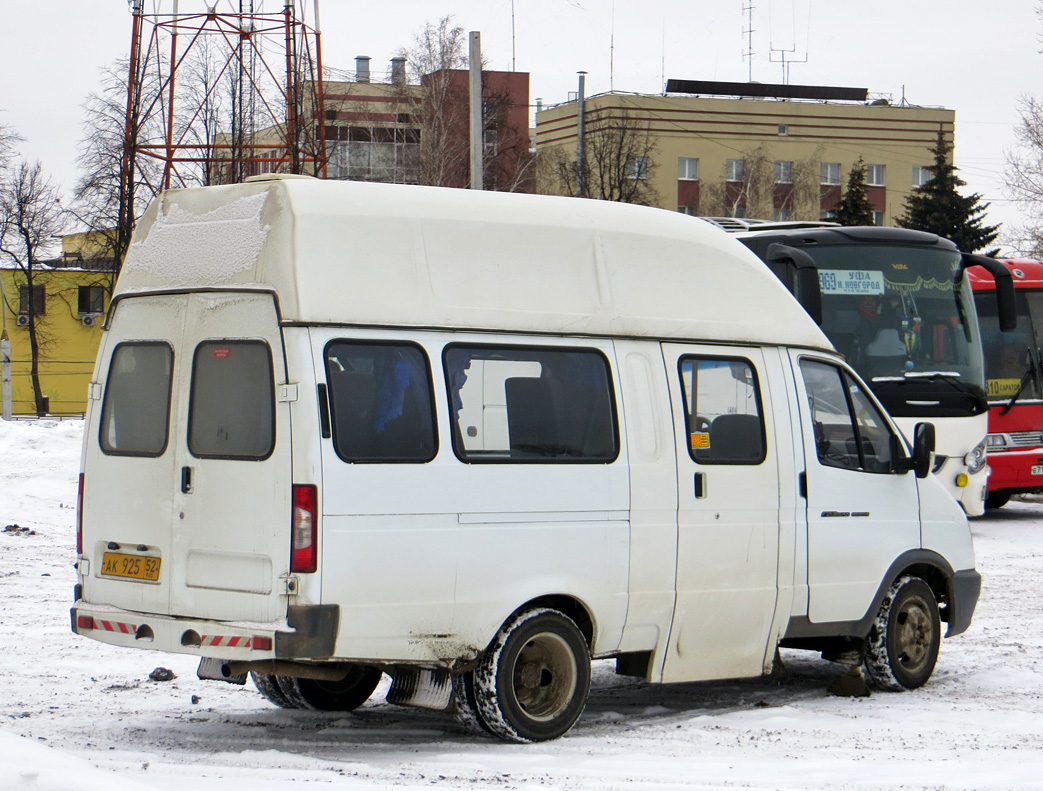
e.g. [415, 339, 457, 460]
[799, 359, 894, 474]
[324, 341, 437, 463]
[99, 342, 174, 457]
[444, 344, 618, 463]
[188, 340, 275, 460]
[679, 357, 766, 464]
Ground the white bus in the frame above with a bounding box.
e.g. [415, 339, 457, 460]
[736, 226, 1016, 517]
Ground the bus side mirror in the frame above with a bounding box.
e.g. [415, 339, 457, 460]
[964, 254, 1017, 332]
[895, 422, 935, 478]
[766, 243, 823, 326]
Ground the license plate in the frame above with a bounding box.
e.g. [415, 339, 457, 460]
[1033, 465, 1043, 476]
[101, 552, 161, 582]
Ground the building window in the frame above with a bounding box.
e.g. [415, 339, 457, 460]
[821, 162, 841, 185]
[678, 206, 698, 215]
[777, 124, 789, 136]
[820, 209, 836, 221]
[773, 207, 793, 221]
[774, 161, 793, 184]
[78, 285, 106, 315]
[677, 157, 699, 181]
[866, 164, 886, 186]
[912, 165, 932, 188]
[873, 211, 885, 226]
[626, 155, 649, 180]
[19, 285, 45, 315]
[725, 159, 745, 181]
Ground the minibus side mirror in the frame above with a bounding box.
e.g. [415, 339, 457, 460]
[895, 422, 935, 478]
[766, 243, 823, 326]
[963, 254, 1017, 332]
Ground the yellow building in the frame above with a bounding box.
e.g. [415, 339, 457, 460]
[535, 82, 954, 224]
[1, 234, 115, 416]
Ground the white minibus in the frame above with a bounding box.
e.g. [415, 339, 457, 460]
[73, 176, 980, 742]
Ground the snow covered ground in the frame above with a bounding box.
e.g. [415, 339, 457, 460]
[2, 418, 1042, 790]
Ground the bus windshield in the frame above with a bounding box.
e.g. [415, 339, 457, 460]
[811, 245, 986, 418]
[976, 290, 1043, 404]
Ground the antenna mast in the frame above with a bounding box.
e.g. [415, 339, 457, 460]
[742, 2, 755, 82]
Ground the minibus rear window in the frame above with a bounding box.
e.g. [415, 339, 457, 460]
[99, 342, 174, 457]
[324, 341, 438, 463]
[444, 344, 619, 463]
[188, 340, 275, 460]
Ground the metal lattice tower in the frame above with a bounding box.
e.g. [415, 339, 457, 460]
[120, 0, 326, 218]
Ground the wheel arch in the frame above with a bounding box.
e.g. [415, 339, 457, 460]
[783, 549, 960, 643]
[510, 594, 596, 651]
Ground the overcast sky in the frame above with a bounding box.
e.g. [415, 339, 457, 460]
[3, 1, 1039, 247]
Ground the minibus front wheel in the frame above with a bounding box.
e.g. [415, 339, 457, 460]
[473, 607, 591, 742]
[864, 575, 941, 691]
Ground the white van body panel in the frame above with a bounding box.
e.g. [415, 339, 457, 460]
[82, 291, 291, 625]
[115, 179, 833, 350]
[311, 328, 631, 663]
[788, 349, 922, 624]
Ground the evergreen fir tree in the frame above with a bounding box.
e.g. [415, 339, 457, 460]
[832, 157, 876, 226]
[897, 129, 1000, 252]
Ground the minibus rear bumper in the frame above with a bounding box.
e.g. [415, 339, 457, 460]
[70, 601, 339, 660]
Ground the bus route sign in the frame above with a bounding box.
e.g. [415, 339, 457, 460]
[819, 269, 885, 296]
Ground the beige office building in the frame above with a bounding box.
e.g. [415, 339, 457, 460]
[534, 82, 954, 225]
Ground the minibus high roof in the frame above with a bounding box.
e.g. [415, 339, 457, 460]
[115, 176, 832, 350]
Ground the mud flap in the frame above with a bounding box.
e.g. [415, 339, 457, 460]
[386, 667, 454, 711]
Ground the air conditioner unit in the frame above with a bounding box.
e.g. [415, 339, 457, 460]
[16, 314, 29, 327]
[81, 314, 97, 327]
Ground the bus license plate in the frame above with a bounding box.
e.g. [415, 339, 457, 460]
[1032, 465, 1043, 476]
[101, 552, 161, 582]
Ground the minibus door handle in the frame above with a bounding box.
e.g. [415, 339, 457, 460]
[694, 472, 706, 499]
[181, 466, 193, 494]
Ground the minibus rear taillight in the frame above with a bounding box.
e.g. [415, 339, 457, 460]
[76, 473, 84, 556]
[291, 484, 318, 573]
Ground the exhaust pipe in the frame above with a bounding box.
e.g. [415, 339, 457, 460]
[221, 660, 354, 682]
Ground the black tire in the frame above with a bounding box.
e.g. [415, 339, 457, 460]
[251, 672, 297, 708]
[985, 493, 1010, 510]
[451, 671, 493, 736]
[275, 666, 383, 711]
[473, 607, 590, 743]
[864, 576, 941, 691]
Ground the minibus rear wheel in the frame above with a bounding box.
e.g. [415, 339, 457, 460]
[473, 607, 591, 742]
[864, 575, 941, 691]
[251, 672, 296, 708]
[276, 665, 383, 711]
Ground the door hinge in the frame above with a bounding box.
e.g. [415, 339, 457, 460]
[277, 384, 299, 403]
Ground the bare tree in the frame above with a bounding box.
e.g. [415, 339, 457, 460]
[0, 161, 66, 415]
[74, 60, 164, 287]
[397, 16, 472, 187]
[700, 145, 821, 220]
[1005, 94, 1043, 255]
[543, 107, 660, 205]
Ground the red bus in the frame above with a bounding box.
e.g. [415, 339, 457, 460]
[970, 259, 1043, 508]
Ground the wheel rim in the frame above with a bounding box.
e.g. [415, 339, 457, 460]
[894, 593, 934, 673]
[511, 632, 577, 722]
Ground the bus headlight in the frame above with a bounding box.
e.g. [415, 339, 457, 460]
[986, 433, 1010, 451]
[964, 438, 988, 474]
